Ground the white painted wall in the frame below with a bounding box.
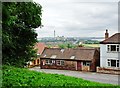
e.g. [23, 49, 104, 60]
[100, 44, 119, 67]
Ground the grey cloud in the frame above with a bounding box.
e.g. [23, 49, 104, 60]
[34, 0, 118, 38]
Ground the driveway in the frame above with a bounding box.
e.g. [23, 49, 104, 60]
[29, 67, 119, 85]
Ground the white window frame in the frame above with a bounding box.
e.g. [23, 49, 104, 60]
[107, 59, 120, 67]
[83, 62, 90, 66]
[52, 60, 55, 64]
[56, 60, 60, 65]
[50, 55, 57, 59]
[57, 60, 64, 66]
[45, 59, 53, 65]
[70, 56, 75, 59]
[107, 44, 120, 52]
[60, 60, 64, 66]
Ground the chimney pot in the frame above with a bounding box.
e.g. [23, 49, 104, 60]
[105, 29, 109, 39]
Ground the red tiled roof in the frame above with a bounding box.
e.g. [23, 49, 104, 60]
[34, 42, 46, 54]
[40, 48, 99, 61]
[100, 33, 120, 44]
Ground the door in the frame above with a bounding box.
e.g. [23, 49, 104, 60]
[77, 61, 81, 71]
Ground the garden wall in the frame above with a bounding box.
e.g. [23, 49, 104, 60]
[97, 67, 120, 75]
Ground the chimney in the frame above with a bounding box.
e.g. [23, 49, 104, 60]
[105, 29, 109, 39]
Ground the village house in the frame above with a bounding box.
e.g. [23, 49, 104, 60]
[40, 47, 100, 72]
[97, 30, 120, 74]
[28, 42, 46, 67]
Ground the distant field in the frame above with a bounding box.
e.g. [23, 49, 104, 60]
[2, 65, 119, 87]
[83, 44, 100, 48]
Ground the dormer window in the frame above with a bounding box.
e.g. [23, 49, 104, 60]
[37, 53, 40, 57]
[50, 55, 57, 59]
[70, 56, 75, 59]
[107, 44, 120, 52]
[61, 49, 64, 53]
[43, 55, 46, 57]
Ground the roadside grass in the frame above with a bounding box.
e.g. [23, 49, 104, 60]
[2, 65, 120, 87]
[83, 44, 100, 48]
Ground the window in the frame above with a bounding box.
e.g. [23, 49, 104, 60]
[107, 45, 120, 52]
[57, 60, 64, 66]
[50, 55, 57, 59]
[117, 45, 119, 51]
[57, 60, 60, 65]
[111, 60, 116, 67]
[117, 60, 119, 67]
[107, 59, 119, 67]
[37, 53, 40, 57]
[61, 49, 64, 53]
[61, 60, 64, 65]
[70, 56, 75, 59]
[83, 62, 90, 66]
[111, 45, 116, 51]
[43, 55, 46, 57]
[46, 59, 52, 65]
[107, 45, 110, 52]
[46, 60, 49, 64]
[107, 59, 110, 66]
[50, 60, 52, 63]
[52, 60, 55, 64]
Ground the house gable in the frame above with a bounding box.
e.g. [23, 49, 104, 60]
[100, 33, 120, 44]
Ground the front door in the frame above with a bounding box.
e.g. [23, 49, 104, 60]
[77, 61, 81, 71]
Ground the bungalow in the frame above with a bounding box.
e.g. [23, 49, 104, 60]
[98, 30, 120, 74]
[28, 42, 46, 67]
[40, 47, 100, 72]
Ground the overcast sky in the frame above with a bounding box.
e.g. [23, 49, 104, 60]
[33, 0, 119, 38]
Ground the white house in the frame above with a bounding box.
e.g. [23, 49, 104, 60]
[100, 30, 120, 69]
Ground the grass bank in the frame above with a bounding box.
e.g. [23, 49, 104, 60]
[2, 65, 119, 87]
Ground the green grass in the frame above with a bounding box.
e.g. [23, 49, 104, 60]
[2, 65, 120, 87]
[83, 44, 100, 48]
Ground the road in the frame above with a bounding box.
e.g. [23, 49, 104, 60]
[29, 67, 120, 85]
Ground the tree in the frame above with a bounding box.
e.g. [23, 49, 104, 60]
[58, 44, 66, 49]
[2, 2, 42, 67]
[58, 43, 77, 49]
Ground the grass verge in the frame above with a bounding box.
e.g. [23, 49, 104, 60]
[2, 65, 120, 87]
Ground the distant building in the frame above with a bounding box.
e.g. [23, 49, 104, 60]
[40, 47, 100, 72]
[56, 36, 66, 41]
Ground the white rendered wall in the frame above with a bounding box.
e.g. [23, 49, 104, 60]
[100, 44, 119, 67]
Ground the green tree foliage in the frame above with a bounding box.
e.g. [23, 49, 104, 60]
[2, 2, 42, 67]
[58, 43, 77, 49]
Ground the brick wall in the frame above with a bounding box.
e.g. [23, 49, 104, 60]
[97, 67, 120, 75]
[41, 59, 77, 71]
